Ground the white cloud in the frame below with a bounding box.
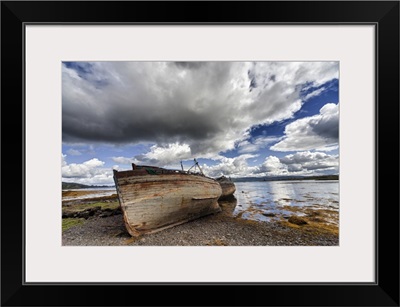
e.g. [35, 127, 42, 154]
[315, 145, 339, 152]
[303, 87, 326, 101]
[256, 156, 288, 176]
[112, 156, 134, 165]
[108, 149, 338, 179]
[280, 151, 338, 172]
[202, 154, 258, 178]
[62, 155, 113, 185]
[237, 136, 282, 154]
[66, 148, 82, 156]
[250, 62, 338, 89]
[62, 158, 104, 177]
[82, 158, 104, 168]
[133, 143, 192, 167]
[271, 103, 339, 152]
[62, 154, 67, 167]
[201, 151, 338, 178]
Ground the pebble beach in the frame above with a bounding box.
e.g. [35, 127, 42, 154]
[62, 190, 339, 246]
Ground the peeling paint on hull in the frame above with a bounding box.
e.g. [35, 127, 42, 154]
[114, 167, 222, 236]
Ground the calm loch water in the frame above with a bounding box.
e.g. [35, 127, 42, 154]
[226, 180, 339, 225]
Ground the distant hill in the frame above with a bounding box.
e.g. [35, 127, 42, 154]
[231, 174, 338, 182]
[62, 182, 115, 190]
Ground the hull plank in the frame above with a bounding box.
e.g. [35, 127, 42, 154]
[114, 169, 222, 236]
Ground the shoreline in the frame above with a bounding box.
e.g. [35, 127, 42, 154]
[62, 197, 339, 246]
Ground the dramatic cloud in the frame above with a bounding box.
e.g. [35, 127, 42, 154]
[271, 103, 339, 152]
[63, 62, 338, 158]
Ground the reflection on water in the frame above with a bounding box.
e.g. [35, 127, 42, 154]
[219, 180, 339, 225]
[62, 188, 116, 201]
[218, 197, 238, 216]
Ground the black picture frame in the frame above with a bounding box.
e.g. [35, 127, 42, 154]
[1, 1, 399, 306]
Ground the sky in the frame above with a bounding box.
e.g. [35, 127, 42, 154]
[62, 61, 339, 185]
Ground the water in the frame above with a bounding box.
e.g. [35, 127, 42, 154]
[228, 180, 339, 225]
[62, 187, 116, 201]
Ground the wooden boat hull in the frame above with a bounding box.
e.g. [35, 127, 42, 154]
[216, 177, 236, 199]
[114, 170, 222, 236]
[220, 184, 236, 199]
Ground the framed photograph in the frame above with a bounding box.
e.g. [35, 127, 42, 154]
[2, 1, 399, 306]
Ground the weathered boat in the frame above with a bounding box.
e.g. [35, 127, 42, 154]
[113, 163, 222, 236]
[216, 176, 236, 199]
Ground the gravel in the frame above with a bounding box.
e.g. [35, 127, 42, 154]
[62, 209, 339, 246]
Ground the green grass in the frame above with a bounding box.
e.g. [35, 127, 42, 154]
[63, 201, 119, 214]
[62, 218, 85, 231]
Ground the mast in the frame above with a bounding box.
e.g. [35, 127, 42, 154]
[186, 158, 204, 176]
[194, 158, 204, 176]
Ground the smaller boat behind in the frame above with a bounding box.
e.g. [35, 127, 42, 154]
[216, 176, 236, 199]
